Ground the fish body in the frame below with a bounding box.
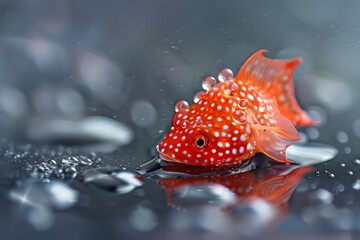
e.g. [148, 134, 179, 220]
[158, 50, 315, 166]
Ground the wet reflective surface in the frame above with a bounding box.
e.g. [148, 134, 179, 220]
[0, 1, 360, 240]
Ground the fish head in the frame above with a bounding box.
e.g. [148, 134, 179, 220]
[158, 83, 255, 166]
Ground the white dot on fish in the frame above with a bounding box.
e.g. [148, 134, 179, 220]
[217, 106, 222, 111]
[232, 148, 237, 155]
[218, 152, 223, 157]
[212, 149, 216, 153]
[222, 125, 229, 130]
[217, 142, 223, 147]
[196, 154, 201, 158]
[225, 150, 230, 154]
[225, 142, 230, 147]
[240, 135, 246, 141]
[169, 145, 173, 149]
[217, 117, 223, 122]
[171, 154, 175, 158]
[239, 147, 244, 153]
[175, 148, 179, 152]
[234, 130, 239, 134]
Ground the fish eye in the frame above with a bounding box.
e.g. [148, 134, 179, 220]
[193, 134, 208, 149]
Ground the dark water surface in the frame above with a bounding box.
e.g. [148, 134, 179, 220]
[0, 1, 360, 239]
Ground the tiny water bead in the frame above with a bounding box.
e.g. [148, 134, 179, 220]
[181, 120, 189, 128]
[352, 179, 360, 190]
[224, 81, 239, 96]
[233, 110, 247, 123]
[201, 76, 217, 91]
[218, 68, 234, 82]
[175, 100, 189, 112]
[258, 103, 266, 113]
[238, 99, 248, 109]
[353, 159, 360, 165]
[194, 91, 205, 103]
[346, 171, 353, 176]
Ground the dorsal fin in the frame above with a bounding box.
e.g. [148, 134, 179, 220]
[251, 98, 300, 164]
[235, 49, 316, 126]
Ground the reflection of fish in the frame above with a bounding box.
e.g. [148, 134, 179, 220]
[158, 165, 312, 225]
[158, 50, 316, 166]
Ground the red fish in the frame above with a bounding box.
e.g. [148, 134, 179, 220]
[158, 50, 316, 166]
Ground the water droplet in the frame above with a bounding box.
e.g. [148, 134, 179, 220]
[181, 120, 189, 128]
[175, 100, 189, 112]
[336, 131, 348, 144]
[233, 110, 247, 123]
[328, 173, 335, 178]
[194, 91, 205, 103]
[352, 179, 360, 190]
[61, 156, 79, 166]
[201, 76, 217, 91]
[258, 103, 266, 113]
[340, 163, 346, 167]
[238, 99, 248, 109]
[315, 171, 320, 176]
[83, 169, 143, 194]
[346, 171, 353, 176]
[224, 81, 239, 96]
[195, 117, 203, 126]
[79, 157, 93, 166]
[218, 68, 233, 82]
[353, 159, 360, 165]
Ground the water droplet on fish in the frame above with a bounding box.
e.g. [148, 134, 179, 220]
[258, 103, 266, 113]
[181, 120, 189, 128]
[194, 91, 205, 103]
[218, 68, 233, 82]
[353, 159, 360, 165]
[352, 179, 360, 190]
[83, 169, 143, 194]
[175, 100, 189, 112]
[233, 110, 247, 123]
[195, 117, 203, 126]
[201, 76, 217, 91]
[238, 99, 248, 109]
[224, 81, 238, 96]
[346, 171, 353, 176]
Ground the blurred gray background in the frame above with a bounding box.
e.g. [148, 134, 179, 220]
[0, 0, 358, 144]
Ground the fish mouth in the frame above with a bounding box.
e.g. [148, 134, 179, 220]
[158, 152, 180, 163]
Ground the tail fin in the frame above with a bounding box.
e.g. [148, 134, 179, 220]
[235, 50, 316, 126]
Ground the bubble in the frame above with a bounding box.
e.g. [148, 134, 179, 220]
[336, 131, 348, 144]
[218, 68, 233, 82]
[201, 76, 217, 91]
[224, 81, 239, 96]
[83, 169, 143, 194]
[238, 99, 248, 109]
[194, 91, 205, 103]
[131, 100, 157, 128]
[233, 110, 247, 123]
[175, 100, 189, 112]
